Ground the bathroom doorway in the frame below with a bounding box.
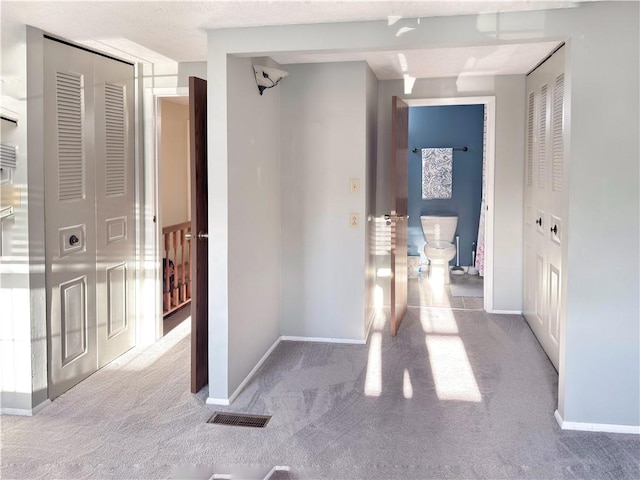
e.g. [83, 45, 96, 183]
[404, 97, 495, 312]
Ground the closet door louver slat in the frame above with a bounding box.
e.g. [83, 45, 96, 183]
[527, 92, 535, 187]
[0, 144, 17, 169]
[538, 84, 548, 190]
[56, 71, 85, 202]
[104, 83, 126, 197]
[552, 74, 565, 192]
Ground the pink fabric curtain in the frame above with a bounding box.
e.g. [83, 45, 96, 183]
[475, 106, 487, 276]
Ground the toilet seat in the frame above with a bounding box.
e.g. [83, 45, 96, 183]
[424, 240, 456, 259]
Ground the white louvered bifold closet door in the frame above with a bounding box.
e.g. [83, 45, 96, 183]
[523, 46, 567, 371]
[44, 39, 135, 399]
[45, 41, 98, 398]
[94, 55, 136, 369]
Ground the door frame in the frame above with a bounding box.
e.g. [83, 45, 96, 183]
[139, 86, 189, 344]
[405, 96, 496, 312]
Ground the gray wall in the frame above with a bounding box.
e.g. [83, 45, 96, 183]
[206, 53, 284, 400]
[209, 1, 640, 428]
[280, 62, 368, 340]
[376, 76, 525, 312]
[557, 4, 639, 427]
[226, 55, 282, 393]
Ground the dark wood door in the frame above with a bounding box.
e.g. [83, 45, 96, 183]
[189, 77, 208, 393]
[390, 96, 409, 336]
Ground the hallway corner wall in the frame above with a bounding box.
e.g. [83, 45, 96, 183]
[0, 25, 48, 414]
[225, 55, 282, 395]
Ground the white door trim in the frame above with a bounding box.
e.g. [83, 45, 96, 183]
[139, 86, 188, 345]
[405, 96, 496, 312]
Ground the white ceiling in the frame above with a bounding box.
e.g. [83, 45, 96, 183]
[2, 1, 575, 79]
[271, 42, 562, 79]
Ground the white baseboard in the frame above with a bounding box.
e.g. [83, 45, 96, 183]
[555, 410, 640, 435]
[364, 308, 377, 343]
[487, 309, 522, 315]
[262, 466, 290, 480]
[1, 399, 51, 416]
[206, 336, 282, 407]
[280, 335, 366, 345]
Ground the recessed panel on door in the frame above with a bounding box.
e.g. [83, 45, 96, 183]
[536, 209, 545, 235]
[106, 263, 127, 338]
[60, 276, 87, 365]
[535, 253, 545, 326]
[58, 224, 86, 258]
[525, 204, 533, 227]
[524, 242, 533, 308]
[106, 216, 127, 244]
[550, 216, 561, 244]
[548, 264, 561, 346]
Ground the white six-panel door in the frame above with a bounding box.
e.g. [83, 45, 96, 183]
[45, 38, 135, 399]
[94, 54, 136, 369]
[45, 41, 98, 398]
[523, 46, 567, 371]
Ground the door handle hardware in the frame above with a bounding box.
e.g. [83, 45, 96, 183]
[69, 235, 79, 246]
[536, 218, 542, 226]
[186, 232, 208, 241]
[384, 214, 406, 225]
[550, 225, 558, 235]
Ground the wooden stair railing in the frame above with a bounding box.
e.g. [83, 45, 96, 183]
[162, 221, 192, 317]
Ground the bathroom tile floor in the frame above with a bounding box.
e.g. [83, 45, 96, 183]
[408, 270, 484, 310]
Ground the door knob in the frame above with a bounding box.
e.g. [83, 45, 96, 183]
[384, 214, 406, 225]
[550, 225, 558, 235]
[536, 218, 542, 226]
[186, 232, 208, 241]
[69, 234, 79, 246]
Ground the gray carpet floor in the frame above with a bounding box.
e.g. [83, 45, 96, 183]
[2, 308, 639, 479]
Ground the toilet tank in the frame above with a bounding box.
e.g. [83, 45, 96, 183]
[420, 216, 458, 242]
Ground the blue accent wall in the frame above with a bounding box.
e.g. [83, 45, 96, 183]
[408, 105, 484, 265]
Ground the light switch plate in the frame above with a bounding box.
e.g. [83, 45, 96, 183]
[350, 213, 359, 228]
[349, 178, 360, 193]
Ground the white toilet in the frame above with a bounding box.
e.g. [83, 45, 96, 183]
[420, 215, 458, 284]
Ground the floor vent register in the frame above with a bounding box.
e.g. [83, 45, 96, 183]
[207, 412, 271, 428]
